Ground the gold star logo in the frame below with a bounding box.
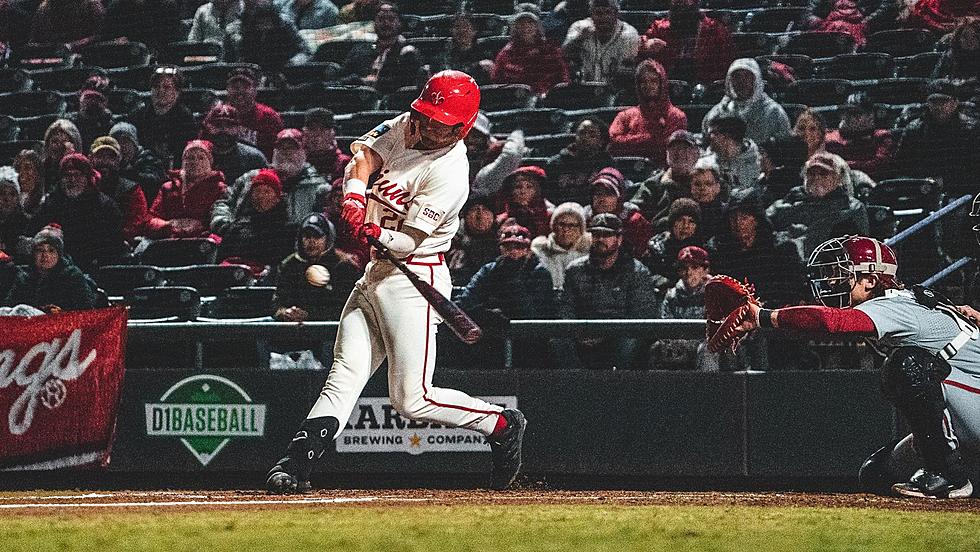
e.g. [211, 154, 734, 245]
[409, 433, 422, 448]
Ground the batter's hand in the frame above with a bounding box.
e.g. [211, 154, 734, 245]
[956, 305, 980, 325]
[357, 223, 381, 246]
[340, 193, 366, 233]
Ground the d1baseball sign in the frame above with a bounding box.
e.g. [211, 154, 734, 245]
[337, 396, 517, 455]
[145, 375, 266, 466]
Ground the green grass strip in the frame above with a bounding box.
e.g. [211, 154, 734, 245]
[3, 504, 979, 552]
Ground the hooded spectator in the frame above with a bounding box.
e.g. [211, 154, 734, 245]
[199, 103, 268, 186]
[212, 128, 329, 234]
[340, 2, 425, 94]
[932, 18, 980, 81]
[41, 119, 83, 194]
[562, 0, 640, 85]
[824, 92, 897, 181]
[703, 59, 792, 147]
[224, 66, 285, 159]
[69, 74, 114, 154]
[188, 0, 243, 49]
[907, 0, 980, 33]
[702, 115, 761, 194]
[531, 201, 592, 290]
[491, 4, 571, 95]
[608, 60, 688, 163]
[0, 167, 29, 259]
[4, 224, 99, 312]
[546, 116, 615, 206]
[646, 197, 704, 292]
[110, 122, 168, 204]
[803, 0, 887, 45]
[273, 213, 361, 321]
[302, 108, 350, 184]
[145, 140, 228, 239]
[89, 136, 148, 242]
[12, 150, 45, 216]
[240, 1, 310, 70]
[584, 167, 653, 259]
[30, 153, 127, 271]
[496, 165, 554, 238]
[560, 212, 659, 369]
[30, 0, 105, 49]
[217, 168, 296, 275]
[631, 130, 701, 225]
[449, 195, 501, 285]
[640, 0, 736, 83]
[766, 152, 869, 257]
[468, 113, 527, 197]
[128, 65, 198, 171]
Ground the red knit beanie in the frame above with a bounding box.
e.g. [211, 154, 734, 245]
[251, 168, 283, 196]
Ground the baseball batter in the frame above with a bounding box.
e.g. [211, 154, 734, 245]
[735, 236, 979, 498]
[267, 71, 526, 494]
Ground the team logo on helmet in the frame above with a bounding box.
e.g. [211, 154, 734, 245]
[430, 91, 446, 105]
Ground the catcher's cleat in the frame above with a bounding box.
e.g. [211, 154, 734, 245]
[266, 464, 311, 495]
[892, 468, 973, 499]
[489, 409, 527, 491]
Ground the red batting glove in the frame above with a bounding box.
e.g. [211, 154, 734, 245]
[340, 193, 366, 234]
[357, 222, 382, 246]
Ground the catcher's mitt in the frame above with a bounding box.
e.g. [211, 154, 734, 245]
[705, 275, 760, 354]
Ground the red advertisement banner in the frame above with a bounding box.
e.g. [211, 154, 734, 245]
[0, 307, 128, 470]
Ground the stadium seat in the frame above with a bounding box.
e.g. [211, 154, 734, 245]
[618, 10, 662, 33]
[159, 41, 225, 66]
[380, 86, 422, 110]
[182, 62, 263, 89]
[279, 110, 305, 129]
[781, 102, 808, 123]
[422, 13, 507, 37]
[864, 29, 937, 58]
[106, 65, 155, 91]
[23, 67, 99, 93]
[312, 40, 373, 64]
[137, 237, 219, 267]
[537, 82, 612, 110]
[162, 264, 255, 296]
[825, 53, 895, 80]
[471, 0, 533, 15]
[865, 205, 897, 239]
[177, 88, 220, 116]
[480, 83, 534, 111]
[286, 84, 379, 113]
[348, 110, 402, 134]
[279, 62, 344, 87]
[0, 68, 33, 94]
[612, 156, 656, 184]
[564, 106, 626, 127]
[614, 80, 692, 106]
[811, 104, 845, 128]
[0, 91, 66, 118]
[255, 87, 290, 111]
[487, 108, 569, 135]
[474, 35, 509, 59]
[756, 54, 814, 79]
[695, 79, 728, 104]
[127, 286, 201, 321]
[779, 32, 855, 57]
[782, 78, 853, 106]
[0, 116, 18, 142]
[679, 104, 713, 131]
[11, 114, 61, 141]
[866, 177, 941, 214]
[405, 36, 451, 63]
[525, 133, 575, 156]
[703, 9, 745, 31]
[0, 140, 42, 165]
[519, 156, 554, 169]
[864, 78, 930, 106]
[77, 41, 151, 69]
[741, 7, 804, 32]
[731, 32, 779, 58]
[11, 43, 73, 69]
[897, 52, 941, 78]
[399, 0, 457, 16]
[95, 265, 165, 297]
[64, 89, 145, 115]
[200, 286, 276, 319]
[336, 135, 357, 152]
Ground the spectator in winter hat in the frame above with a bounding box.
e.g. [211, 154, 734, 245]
[217, 168, 295, 276]
[145, 140, 228, 239]
[585, 166, 653, 259]
[41, 119, 83, 194]
[608, 59, 687, 163]
[212, 128, 329, 234]
[639, 0, 736, 84]
[110, 122, 168, 204]
[200, 103, 268, 186]
[30, 153, 127, 272]
[491, 3, 570, 95]
[4, 223, 99, 312]
[646, 197, 704, 293]
[302, 108, 350, 184]
[224, 66, 284, 159]
[531, 201, 592, 290]
[449, 195, 501, 285]
[90, 136, 149, 242]
[496, 165, 555, 238]
[824, 92, 897, 181]
[632, 129, 702, 226]
[650, 245, 710, 369]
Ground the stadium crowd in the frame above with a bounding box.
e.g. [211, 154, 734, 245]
[1, 0, 979, 370]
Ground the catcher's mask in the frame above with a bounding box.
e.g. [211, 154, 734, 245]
[807, 235, 898, 308]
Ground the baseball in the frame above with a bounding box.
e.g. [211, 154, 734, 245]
[305, 264, 331, 287]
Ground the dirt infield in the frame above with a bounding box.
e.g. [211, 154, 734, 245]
[2, 489, 979, 515]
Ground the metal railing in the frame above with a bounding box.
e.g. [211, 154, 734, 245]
[884, 193, 975, 288]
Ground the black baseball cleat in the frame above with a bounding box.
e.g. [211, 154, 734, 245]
[266, 464, 311, 495]
[892, 468, 973, 499]
[489, 409, 526, 491]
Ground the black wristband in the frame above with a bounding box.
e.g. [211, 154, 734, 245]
[759, 308, 774, 328]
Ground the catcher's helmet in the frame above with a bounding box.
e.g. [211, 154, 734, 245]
[411, 70, 480, 137]
[807, 235, 899, 308]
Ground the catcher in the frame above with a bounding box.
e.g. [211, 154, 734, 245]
[706, 235, 979, 499]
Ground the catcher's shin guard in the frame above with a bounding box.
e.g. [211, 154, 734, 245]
[267, 416, 339, 494]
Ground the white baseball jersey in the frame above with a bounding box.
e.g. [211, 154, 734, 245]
[352, 112, 469, 257]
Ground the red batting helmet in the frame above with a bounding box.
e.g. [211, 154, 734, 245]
[411, 70, 480, 137]
[807, 235, 899, 308]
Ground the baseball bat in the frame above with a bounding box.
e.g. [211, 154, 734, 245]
[366, 235, 483, 344]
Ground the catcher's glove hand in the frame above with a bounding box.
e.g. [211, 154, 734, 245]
[705, 275, 760, 354]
